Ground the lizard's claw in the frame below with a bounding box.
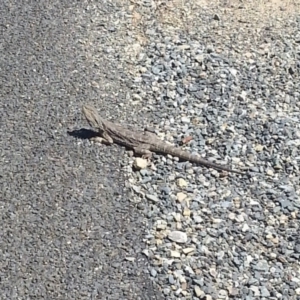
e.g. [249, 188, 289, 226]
[142, 153, 152, 160]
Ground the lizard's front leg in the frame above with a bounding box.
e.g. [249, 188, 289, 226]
[92, 131, 114, 145]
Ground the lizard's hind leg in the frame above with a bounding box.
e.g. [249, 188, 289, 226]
[133, 145, 152, 159]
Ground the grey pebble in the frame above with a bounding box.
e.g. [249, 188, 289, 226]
[253, 260, 269, 272]
[145, 194, 159, 203]
[193, 215, 203, 223]
[168, 231, 188, 243]
[168, 275, 175, 284]
[260, 286, 271, 297]
[150, 269, 157, 277]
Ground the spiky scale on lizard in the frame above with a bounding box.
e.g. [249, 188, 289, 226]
[82, 104, 246, 175]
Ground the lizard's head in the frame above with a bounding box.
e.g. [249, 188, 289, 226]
[82, 104, 103, 130]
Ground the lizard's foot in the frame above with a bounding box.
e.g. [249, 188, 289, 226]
[102, 131, 114, 144]
[91, 136, 111, 144]
[142, 152, 153, 160]
[90, 131, 114, 145]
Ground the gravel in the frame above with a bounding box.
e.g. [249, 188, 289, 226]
[1, 0, 300, 299]
[124, 1, 300, 299]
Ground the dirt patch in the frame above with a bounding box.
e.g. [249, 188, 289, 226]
[122, 0, 299, 75]
[154, 0, 300, 31]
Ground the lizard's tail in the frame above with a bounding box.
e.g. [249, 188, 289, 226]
[161, 144, 244, 175]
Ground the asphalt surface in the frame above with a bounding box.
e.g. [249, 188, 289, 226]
[2, 1, 300, 299]
[0, 1, 162, 299]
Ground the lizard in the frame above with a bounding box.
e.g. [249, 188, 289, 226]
[82, 104, 246, 175]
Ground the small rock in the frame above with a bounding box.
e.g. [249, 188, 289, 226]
[236, 213, 245, 222]
[170, 250, 181, 258]
[131, 185, 143, 196]
[150, 269, 157, 277]
[184, 266, 194, 275]
[193, 215, 203, 223]
[156, 221, 167, 230]
[132, 93, 142, 101]
[242, 223, 250, 232]
[228, 212, 236, 220]
[238, 90, 247, 101]
[229, 68, 238, 77]
[125, 257, 135, 262]
[266, 233, 279, 244]
[133, 157, 148, 170]
[181, 282, 187, 290]
[279, 214, 289, 224]
[213, 14, 220, 21]
[181, 116, 190, 123]
[175, 288, 182, 295]
[163, 288, 171, 295]
[178, 44, 190, 50]
[182, 247, 195, 254]
[168, 275, 176, 284]
[146, 194, 159, 203]
[183, 207, 191, 217]
[177, 192, 187, 202]
[173, 212, 181, 222]
[178, 275, 186, 283]
[151, 66, 161, 75]
[194, 54, 204, 63]
[218, 289, 228, 299]
[253, 260, 269, 271]
[176, 178, 188, 188]
[250, 285, 260, 297]
[210, 267, 217, 278]
[168, 231, 188, 243]
[260, 286, 270, 297]
[255, 144, 264, 151]
[227, 286, 239, 296]
[244, 52, 252, 58]
[212, 218, 222, 224]
[167, 89, 176, 99]
[194, 286, 204, 297]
